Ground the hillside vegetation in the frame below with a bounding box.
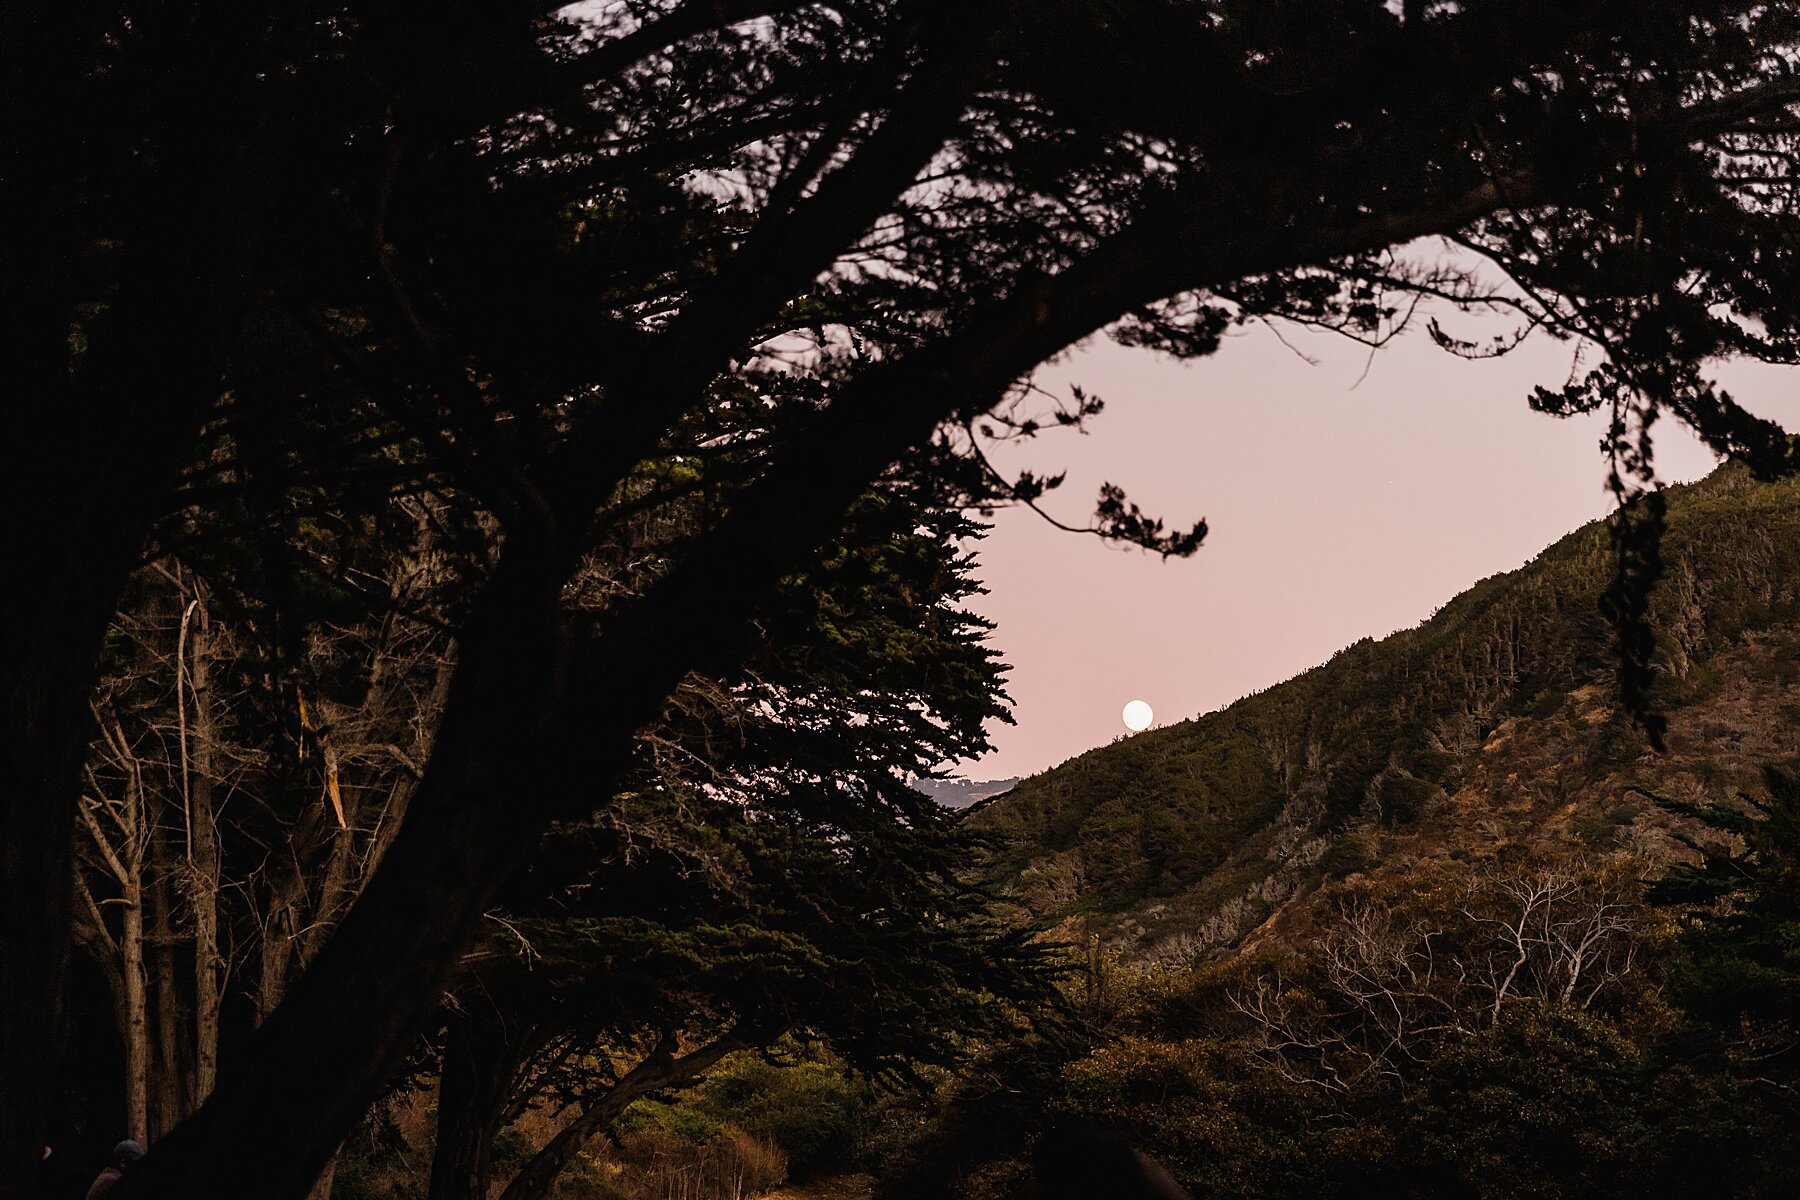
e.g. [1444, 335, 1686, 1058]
[880, 466, 1800, 1200]
[969, 465, 1800, 960]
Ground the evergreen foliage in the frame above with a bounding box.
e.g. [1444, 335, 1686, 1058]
[421, 490, 1062, 1200]
[1649, 765, 1800, 1093]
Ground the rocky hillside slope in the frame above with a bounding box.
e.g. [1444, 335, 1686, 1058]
[968, 465, 1800, 962]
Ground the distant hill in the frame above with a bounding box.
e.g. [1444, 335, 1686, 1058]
[968, 465, 1800, 962]
[912, 776, 1020, 810]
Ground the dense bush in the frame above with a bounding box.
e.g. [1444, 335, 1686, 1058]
[599, 1049, 882, 1197]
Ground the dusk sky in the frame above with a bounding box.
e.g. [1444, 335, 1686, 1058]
[959, 313, 1800, 782]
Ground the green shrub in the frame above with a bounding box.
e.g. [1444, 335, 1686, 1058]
[1401, 1005, 1653, 1200]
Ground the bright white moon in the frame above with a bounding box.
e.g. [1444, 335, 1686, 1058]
[1122, 700, 1154, 732]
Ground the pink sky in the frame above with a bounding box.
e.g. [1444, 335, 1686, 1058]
[959, 322, 1800, 781]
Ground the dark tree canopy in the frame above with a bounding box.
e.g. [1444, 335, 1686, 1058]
[1649, 765, 1800, 1091]
[5, 2, 1798, 1197]
[424, 491, 1056, 1200]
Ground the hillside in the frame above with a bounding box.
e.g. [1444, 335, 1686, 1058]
[968, 465, 1800, 962]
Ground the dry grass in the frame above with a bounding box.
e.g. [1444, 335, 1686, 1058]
[756, 1176, 874, 1200]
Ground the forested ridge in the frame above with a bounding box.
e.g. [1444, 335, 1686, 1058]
[885, 464, 1800, 1200]
[970, 464, 1800, 959]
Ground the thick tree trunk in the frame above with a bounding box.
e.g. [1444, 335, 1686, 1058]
[1, 551, 133, 1189]
[1, 695, 79, 1178]
[2, 6, 97, 1184]
[0, 141, 254, 1200]
[257, 879, 301, 1027]
[428, 1012, 535, 1200]
[304, 1148, 342, 1200]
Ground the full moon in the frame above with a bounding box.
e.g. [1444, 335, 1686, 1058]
[1122, 700, 1154, 732]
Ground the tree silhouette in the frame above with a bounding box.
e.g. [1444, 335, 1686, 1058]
[4, 3, 1797, 1196]
[1649, 765, 1800, 1092]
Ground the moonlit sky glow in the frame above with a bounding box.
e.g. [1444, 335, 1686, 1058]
[958, 319, 1800, 782]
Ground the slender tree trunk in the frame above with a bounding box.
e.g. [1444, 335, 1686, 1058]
[121, 869, 151, 1145]
[185, 599, 222, 1104]
[149, 862, 191, 1140]
[75, 736, 155, 1148]
[190, 796, 221, 1105]
[496, 1034, 745, 1200]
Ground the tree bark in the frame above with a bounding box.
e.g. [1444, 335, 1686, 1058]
[257, 894, 298, 1027]
[148, 858, 191, 1141]
[186, 597, 223, 1106]
[2, 547, 141, 1188]
[428, 1011, 537, 1200]
[121, 865, 150, 1146]
[73, 732, 154, 1147]
[304, 1149, 342, 1200]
